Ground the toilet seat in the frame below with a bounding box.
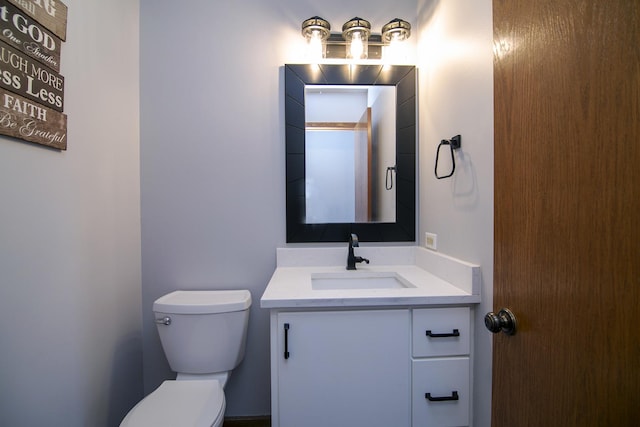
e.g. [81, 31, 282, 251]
[120, 380, 225, 427]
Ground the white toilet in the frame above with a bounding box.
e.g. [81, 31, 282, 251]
[120, 290, 252, 427]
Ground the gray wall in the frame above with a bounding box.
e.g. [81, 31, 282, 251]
[140, 0, 419, 417]
[0, 1, 142, 426]
[417, 1, 494, 426]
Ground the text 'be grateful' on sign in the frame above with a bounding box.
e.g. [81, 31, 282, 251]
[0, 86, 67, 149]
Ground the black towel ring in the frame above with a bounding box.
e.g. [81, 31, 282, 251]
[435, 135, 461, 179]
[385, 165, 397, 190]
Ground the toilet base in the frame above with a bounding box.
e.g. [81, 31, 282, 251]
[176, 371, 230, 388]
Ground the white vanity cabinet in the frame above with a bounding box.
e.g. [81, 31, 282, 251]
[269, 306, 473, 427]
[271, 309, 411, 427]
[262, 246, 481, 427]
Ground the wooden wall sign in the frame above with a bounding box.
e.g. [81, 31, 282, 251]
[0, 0, 62, 72]
[7, 0, 67, 41]
[0, 40, 63, 111]
[0, 0, 66, 150]
[0, 86, 66, 149]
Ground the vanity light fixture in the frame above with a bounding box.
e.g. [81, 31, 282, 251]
[342, 17, 371, 60]
[381, 18, 411, 44]
[381, 18, 411, 64]
[301, 16, 411, 61]
[301, 16, 331, 61]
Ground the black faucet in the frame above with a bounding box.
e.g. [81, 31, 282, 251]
[347, 233, 370, 270]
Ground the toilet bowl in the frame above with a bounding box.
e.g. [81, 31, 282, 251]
[120, 290, 251, 427]
[120, 380, 225, 427]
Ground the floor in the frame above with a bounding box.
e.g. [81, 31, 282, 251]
[223, 417, 271, 427]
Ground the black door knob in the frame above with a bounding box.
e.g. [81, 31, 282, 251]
[484, 308, 517, 335]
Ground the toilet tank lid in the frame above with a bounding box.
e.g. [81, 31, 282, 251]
[153, 290, 252, 314]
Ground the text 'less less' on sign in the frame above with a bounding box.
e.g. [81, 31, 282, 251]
[0, 0, 62, 72]
[0, 40, 63, 111]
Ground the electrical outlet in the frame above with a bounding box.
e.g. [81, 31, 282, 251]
[425, 232, 437, 251]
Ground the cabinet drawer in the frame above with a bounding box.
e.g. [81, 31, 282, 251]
[412, 307, 470, 357]
[412, 357, 470, 427]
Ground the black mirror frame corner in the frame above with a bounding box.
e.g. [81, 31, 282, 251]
[284, 63, 416, 243]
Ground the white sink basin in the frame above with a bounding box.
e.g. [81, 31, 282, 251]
[311, 272, 415, 290]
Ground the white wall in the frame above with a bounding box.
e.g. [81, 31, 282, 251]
[306, 90, 368, 122]
[417, 1, 494, 426]
[140, 0, 418, 417]
[0, 1, 142, 426]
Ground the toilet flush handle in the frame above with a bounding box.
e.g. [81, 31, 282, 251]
[155, 316, 171, 326]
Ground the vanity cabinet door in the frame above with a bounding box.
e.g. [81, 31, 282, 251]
[275, 310, 410, 427]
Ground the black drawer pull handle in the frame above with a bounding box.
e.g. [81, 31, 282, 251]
[284, 323, 290, 360]
[426, 328, 460, 338]
[425, 391, 459, 402]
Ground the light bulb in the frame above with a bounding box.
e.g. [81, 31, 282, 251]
[302, 16, 330, 61]
[342, 18, 371, 60]
[350, 32, 364, 59]
[308, 29, 324, 61]
[381, 18, 411, 63]
[385, 33, 408, 64]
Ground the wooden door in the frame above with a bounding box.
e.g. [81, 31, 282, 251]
[493, 1, 640, 425]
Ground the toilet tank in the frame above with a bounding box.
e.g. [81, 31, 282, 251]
[153, 290, 251, 374]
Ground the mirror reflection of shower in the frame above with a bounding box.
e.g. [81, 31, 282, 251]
[305, 85, 396, 224]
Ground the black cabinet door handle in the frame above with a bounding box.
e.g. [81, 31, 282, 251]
[426, 328, 460, 338]
[284, 323, 290, 360]
[425, 391, 459, 402]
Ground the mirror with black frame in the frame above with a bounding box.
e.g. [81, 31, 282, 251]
[285, 64, 416, 243]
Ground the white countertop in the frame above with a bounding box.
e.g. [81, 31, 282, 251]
[260, 246, 481, 309]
